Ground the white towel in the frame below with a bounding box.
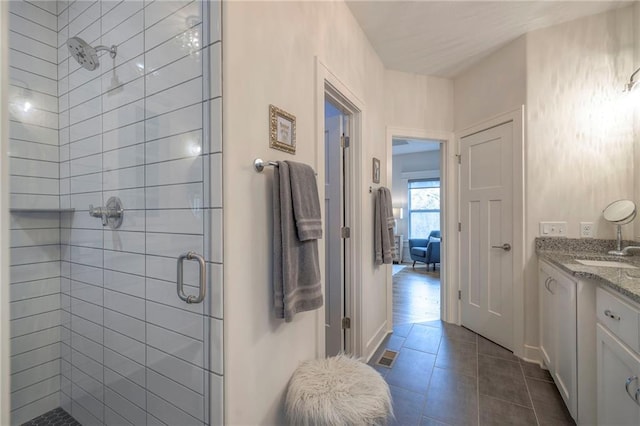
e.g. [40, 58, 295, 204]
[273, 161, 323, 322]
[374, 187, 395, 265]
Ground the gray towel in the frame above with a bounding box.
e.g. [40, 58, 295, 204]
[285, 160, 322, 241]
[273, 161, 323, 322]
[374, 187, 395, 265]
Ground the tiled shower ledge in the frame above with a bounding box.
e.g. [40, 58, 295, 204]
[10, 208, 75, 213]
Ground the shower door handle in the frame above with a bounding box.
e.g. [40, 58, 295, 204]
[177, 251, 206, 304]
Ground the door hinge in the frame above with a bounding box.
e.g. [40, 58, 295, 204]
[458, 222, 462, 232]
[341, 227, 351, 238]
[456, 154, 461, 164]
[342, 317, 351, 329]
[341, 135, 350, 148]
[458, 290, 462, 300]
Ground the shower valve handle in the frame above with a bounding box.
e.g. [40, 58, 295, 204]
[89, 197, 124, 228]
[89, 204, 108, 226]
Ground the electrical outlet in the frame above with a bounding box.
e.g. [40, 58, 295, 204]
[580, 222, 594, 238]
[539, 221, 568, 237]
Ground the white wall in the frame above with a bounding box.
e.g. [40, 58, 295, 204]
[391, 151, 440, 240]
[223, 1, 384, 424]
[525, 7, 635, 350]
[526, 7, 635, 241]
[385, 70, 453, 131]
[454, 36, 527, 131]
[223, 2, 454, 424]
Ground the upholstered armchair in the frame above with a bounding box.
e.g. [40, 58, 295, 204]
[409, 230, 441, 270]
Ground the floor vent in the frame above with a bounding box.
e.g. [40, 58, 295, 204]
[376, 349, 398, 368]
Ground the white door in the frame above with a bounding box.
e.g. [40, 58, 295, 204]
[460, 122, 513, 350]
[325, 101, 346, 356]
[597, 324, 640, 425]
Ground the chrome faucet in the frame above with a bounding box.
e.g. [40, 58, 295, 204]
[609, 245, 640, 256]
[621, 246, 640, 256]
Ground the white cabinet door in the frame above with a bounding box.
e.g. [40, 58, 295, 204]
[597, 324, 640, 425]
[551, 272, 577, 418]
[539, 261, 578, 421]
[539, 264, 555, 370]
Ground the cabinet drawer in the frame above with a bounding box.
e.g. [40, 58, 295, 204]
[597, 287, 640, 352]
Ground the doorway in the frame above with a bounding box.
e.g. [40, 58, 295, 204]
[324, 94, 352, 357]
[390, 138, 443, 327]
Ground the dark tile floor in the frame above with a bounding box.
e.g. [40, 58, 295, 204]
[369, 321, 575, 426]
[21, 407, 80, 426]
[370, 266, 576, 426]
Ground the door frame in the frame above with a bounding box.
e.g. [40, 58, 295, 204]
[1, 1, 10, 423]
[315, 57, 364, 357]
[455, 106, 525, 358]
[385, 127, 457, 327]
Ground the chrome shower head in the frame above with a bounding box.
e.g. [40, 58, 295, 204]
[67, 36, 117, 71]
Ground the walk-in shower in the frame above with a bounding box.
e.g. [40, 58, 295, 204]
[66, 37, 117, 71]
[7, 1, 224, 425]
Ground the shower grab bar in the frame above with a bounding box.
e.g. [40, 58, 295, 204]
[177, 251, 206, 304]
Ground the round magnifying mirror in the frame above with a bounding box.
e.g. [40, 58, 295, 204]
[603, 199, 637, 224]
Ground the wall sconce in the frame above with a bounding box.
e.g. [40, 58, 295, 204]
[393, 207, 404, 220]
[625, 66, 640, 92]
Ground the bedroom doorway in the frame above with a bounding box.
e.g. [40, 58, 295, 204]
[390, 138, 443, 327]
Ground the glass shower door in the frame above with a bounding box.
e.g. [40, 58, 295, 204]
[7, 1, 223, 425]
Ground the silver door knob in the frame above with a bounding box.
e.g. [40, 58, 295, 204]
[491, 243, 511, 251]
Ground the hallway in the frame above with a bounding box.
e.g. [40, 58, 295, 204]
[392, 265, 440, 326]
[370, 266, 574, 425]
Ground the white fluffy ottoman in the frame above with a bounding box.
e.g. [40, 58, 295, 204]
[285, 354, 393, 426]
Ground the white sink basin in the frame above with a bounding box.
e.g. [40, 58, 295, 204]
[575, 259, 638, 269]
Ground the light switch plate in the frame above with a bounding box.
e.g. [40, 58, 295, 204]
[539, 221, 568, 237]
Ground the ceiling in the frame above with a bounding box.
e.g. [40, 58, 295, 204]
[392, 138, 440, 155]
[346, 1, 632, 77]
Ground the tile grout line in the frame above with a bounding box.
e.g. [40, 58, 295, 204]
[521, 363, 542, 426]
[476, 332, 480, 426]
[416, 323, 433, 425]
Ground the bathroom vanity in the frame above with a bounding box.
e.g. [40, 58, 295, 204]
[537, 240, 640, 425]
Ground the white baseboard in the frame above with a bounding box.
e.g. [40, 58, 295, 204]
[522, 344, 543, 367]
[364, 322, 390, 363]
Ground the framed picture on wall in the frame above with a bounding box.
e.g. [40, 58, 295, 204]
[372, 157, 380, 183]
[269, 104, 296, 154]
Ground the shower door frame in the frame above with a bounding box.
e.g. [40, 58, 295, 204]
[1, 1, 11, 424]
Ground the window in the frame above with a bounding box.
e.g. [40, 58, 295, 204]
[408, 179, 440, 239]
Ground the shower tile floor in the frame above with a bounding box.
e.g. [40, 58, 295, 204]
[21, 408, 80, 426]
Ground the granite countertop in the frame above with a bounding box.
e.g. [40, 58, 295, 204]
[536, 247, 640, 305]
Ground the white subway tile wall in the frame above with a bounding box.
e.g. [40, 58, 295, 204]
[8, 0, 223, 424]
[9, 0, 62, 423]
